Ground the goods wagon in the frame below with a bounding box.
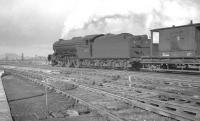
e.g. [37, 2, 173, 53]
[158, 26, 199, 57]
[141, 22, 200, 71]
[153, 22, 200, 57]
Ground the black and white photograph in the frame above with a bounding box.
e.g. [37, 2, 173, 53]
[0, 0, 200, 121]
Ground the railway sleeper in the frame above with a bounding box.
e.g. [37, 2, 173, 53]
[26, 76, 123, 121]
[137, 98, 200, 120]
[77, 85, 193, 121]
[136, 99, 200, 121]
[156, 94, 200, 107]
[77, 82, 200, 121]
[17, 72, 176, 120]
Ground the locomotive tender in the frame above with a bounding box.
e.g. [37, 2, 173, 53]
[50, 22, 200, 71]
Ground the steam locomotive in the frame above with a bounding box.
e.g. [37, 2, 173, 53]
[49, 23, 200, 72]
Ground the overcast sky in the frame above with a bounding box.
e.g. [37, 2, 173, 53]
[0, 0, 200, 57]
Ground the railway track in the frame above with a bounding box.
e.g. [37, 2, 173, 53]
[63, 68, 200, 89]
[65, 77, 200, 121]
[8, 69, 123, 121]
[3, 64, 200, 83]
[2, 65, 200, 96]
[4, 67, 200, 121]
[6, 69, 174, 121]
[66, 70, 200, 116]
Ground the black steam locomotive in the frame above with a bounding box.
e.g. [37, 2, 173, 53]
[49, 23, 200, 72]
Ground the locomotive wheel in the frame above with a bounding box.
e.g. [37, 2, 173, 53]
[131, 61, 142, 71]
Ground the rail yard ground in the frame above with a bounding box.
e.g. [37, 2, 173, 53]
[1, 64, 200, 121]
[2, 72, 109, 121]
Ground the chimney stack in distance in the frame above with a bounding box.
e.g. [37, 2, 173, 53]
[190, 20, 193, 24]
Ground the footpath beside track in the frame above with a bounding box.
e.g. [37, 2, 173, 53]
[0, 70, 12, 121]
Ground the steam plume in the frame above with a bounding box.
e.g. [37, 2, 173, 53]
[61, 0, 199, 39]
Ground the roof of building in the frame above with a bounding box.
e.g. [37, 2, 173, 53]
[151, 22, 200, 31]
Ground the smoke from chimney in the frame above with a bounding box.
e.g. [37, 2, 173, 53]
[61, 0, 199, 39]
